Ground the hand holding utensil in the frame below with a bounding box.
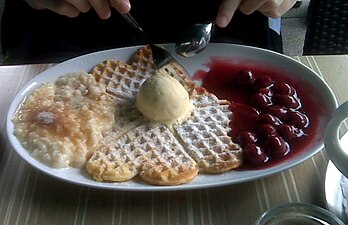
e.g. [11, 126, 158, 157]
[121, 13, 176, 69]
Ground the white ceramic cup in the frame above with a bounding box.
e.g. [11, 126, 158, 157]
[325, 101, 348, 178]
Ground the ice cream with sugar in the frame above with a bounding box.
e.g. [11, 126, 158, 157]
[136, 72, 192, 123]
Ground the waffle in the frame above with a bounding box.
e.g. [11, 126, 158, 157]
[92, 60, 145, 139]
[191, 87, 230, 107]
[86, 45, 243, 185]
[92, 60, 148, 100]
[173, 105, 242, 173]
[86, 124, 199, 185]
[129, 45, 196, 95]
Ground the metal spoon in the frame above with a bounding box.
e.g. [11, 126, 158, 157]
[175, 22, 214, 57]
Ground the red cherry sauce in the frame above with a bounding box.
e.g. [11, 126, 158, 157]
[193, 57, 325, 169]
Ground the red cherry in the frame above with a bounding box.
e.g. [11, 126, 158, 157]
[273, 82, 296, 95]
[264, 135, 290, 158]
[287, 111, 310, 128]
[236, 131, 258, 147]
[259, 113, 282, 126]
[234, 70, 256, 86]
[273, 94, 301, 109]
[251, 93, 272, 110]
[229, 103, 261, 138]
[267, 105, 288, 120]
[277, 124, 305, 140]
[244, 144, 269, 165]
[254, 76, 274, 89]
[257, 124, 277, 139]
[258, 88, 273, 97]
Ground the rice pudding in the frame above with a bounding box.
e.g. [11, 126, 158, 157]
[13, 71, 116, 168]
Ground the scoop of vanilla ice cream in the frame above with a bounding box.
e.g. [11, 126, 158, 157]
[136, 72, 191, 122]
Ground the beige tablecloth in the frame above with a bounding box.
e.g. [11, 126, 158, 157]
[1, 55, 348, 225]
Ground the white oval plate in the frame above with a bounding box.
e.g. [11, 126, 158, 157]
[6, 43, 338, 191]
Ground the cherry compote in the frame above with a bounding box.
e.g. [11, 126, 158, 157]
[193, 57, 322, 169]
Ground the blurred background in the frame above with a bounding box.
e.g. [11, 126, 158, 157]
[282, 0, 309, 56]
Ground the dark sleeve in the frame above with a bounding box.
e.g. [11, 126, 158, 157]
[1, 0, 281, 64]
[1, 0, 140, 64]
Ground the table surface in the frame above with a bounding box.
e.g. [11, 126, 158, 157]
[1, 55, 348, 225]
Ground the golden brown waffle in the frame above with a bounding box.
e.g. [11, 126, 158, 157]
[129, 45, 196, 95]
[173, 105, 242, 173]
[128, 45, 156, 76]
[86, 124, 199, 185]
[92, 60, 149, 100]
[191, 87, 230, 108]
[87, 45, 243, 185]
[91, 60, 145, 139]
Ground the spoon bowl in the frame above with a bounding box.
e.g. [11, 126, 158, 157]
[175, 22, 214, 57]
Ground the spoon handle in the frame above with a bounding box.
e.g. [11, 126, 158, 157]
[121, 13, 154, 45]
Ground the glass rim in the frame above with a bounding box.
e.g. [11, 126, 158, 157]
[254, 202, 345, 225]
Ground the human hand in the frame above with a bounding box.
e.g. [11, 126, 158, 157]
[216, 0, 298, 28]
[25, 0, 91, 18]
[25, 0, 131, 19]
[88, 0, 130, 19]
